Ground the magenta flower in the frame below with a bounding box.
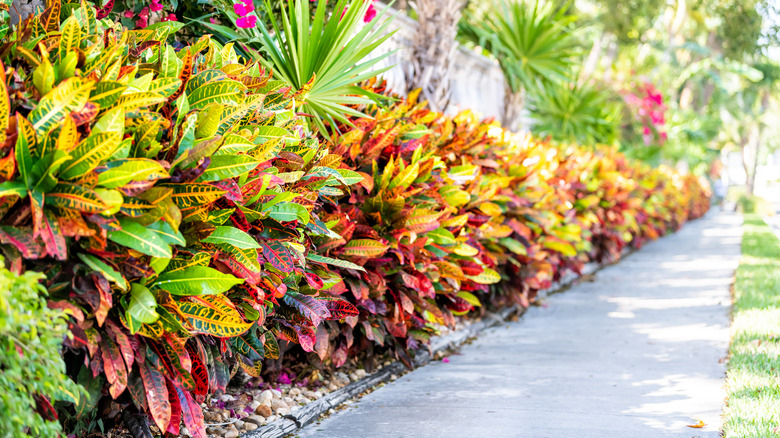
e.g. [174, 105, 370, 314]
[236, 15, 257, 28]
[278, 373, 292, 385]
[363, 2, 376, 22]
[135, 16, 148, 28]
[210, 17, 219, 24]
[123, 10, 134, 18]
[150, 0, 162, 12]
[163, 13, 177, 21]
[234, 3, 253, 16]
[139, 6, 149, 18]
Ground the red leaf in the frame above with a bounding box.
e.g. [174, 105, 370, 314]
[185, 342, 209, 403]
[282, 291, 331, 326]
[140, 360, 171, 432]
[314, 324, 330, 361]
[101, 338, 127, 399]
[106, 320, 134, 371]
[261, 240, 294, 273]
[0, 226, 45, 258]
[93, 273, 112, 327]
[41, 210, 67, 260]
[165, 379, 182, 436]
[323, 298, 359, 320]
[173, 382, 207, 438]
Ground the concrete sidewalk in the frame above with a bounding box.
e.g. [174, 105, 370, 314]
[298, 212, 742, 438]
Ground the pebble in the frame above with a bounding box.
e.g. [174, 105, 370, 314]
[258, 390, 273, 407]
[255, 404, 272, 417]
[203, 411, 221, 423]
[206, 426, 223, 435]
[234, 420, 245, 429]
[276, 406, 291, 416]
[245, 414, 265, 425]
[180, 427, 189, 436]
[303, 390, 318, 399]
[354, 369, 367, 379]
[390, 374, 398, 381]
[290, 387, 301, 396]
[270, 389, 282, 398]
[242, 423, 258, 431]
[248, 400, 261, 411]
[220, 394, 235, 403]
[272, 399, 289, 411]
[237, 410, 249, 419]
[224, 428, 239, 438]
[300, 397, 311, 404]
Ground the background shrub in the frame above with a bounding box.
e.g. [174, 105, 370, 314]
[0, 260, 82, 438]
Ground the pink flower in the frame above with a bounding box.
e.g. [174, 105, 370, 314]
[135, 16, 148, 28]
[363, 2, 376, 22]
[210, 17, 218, 24]
[139, 6, 149, 18]
[123, 10, 134, 18]
[242, 0, 254, 7]
[150, 0, 162, 12]
[234, 2, 253, 16]
[236, 15, 257, 28]
[163, 13, 177, 21]
[442, 357, 450, 363]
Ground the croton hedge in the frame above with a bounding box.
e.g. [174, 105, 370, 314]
[0, 3, 709, 437]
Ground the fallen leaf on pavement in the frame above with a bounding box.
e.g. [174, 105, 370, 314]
[687, 420, 706, 428]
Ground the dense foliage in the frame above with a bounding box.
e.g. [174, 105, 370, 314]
[0, 260, 81, 438]
[0, 2, 710, 437]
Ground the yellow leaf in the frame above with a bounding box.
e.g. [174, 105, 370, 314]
[686, 420, 706, 429]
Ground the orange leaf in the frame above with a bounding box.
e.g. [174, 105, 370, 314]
[687, 420, 706, 428]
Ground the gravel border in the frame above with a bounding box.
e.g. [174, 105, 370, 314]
[241, 255, 628, 438]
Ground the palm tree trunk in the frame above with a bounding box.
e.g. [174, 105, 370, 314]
[406, 0, 466, 112]
[502, 83, 525, 132]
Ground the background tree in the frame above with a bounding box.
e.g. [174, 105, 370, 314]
[405, 0, 466, 112]
[459, 1, 578, 131]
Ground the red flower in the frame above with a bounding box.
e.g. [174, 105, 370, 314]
[236, 15, 257, 28]
[234, 2, 253, 16]
[150, 0, 163, 12]
[363, 2, 377, 22]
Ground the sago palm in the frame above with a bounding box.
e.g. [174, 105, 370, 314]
[459, 0, 579, 130]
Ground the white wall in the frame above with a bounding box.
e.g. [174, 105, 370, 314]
[369, 5, 507, 121]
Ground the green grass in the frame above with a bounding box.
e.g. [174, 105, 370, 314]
[723, 214, 780, 437]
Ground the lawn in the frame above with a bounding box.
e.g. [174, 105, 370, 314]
[723, 214, 780, 437]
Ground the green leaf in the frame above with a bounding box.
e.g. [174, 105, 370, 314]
[108, 219, 172, 258]
[466, 267, 501, 284]
[97, 159, 169, 188]
[128, 284, 159, 324]
[201, 226, 260, 249]
[196, 155, 260, 182]
[343, 239, 389, 257]
[456, 291, 482, 307]
[77, 253, 128, 290]
[28, 78, 93, 136]
[306, 253, 365, 272]
[426, 228, 456, 245]
[60, 132, 121, 180]
[147, 220, 186, 246]
[268, 202, 310, 224]
[153, 266, 243, 296]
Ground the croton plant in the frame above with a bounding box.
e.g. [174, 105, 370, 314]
[0, 2, 365, 436]
[0, 1, 710, 437]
